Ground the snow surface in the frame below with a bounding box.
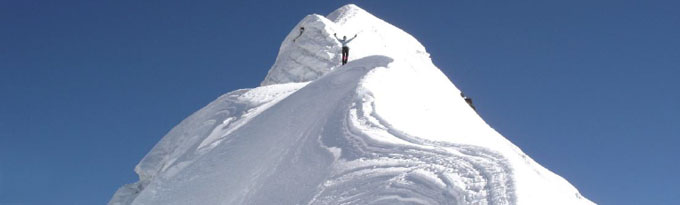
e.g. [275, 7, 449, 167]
[111, 4, 594, 205]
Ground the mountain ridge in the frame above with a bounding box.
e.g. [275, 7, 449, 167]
[110, 4, 593, 205]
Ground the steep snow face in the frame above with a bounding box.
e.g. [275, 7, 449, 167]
[260, 15, 341, 86]
[111, 4, 593, 205]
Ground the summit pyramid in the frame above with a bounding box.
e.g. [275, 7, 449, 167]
[110, 4, 593, 205]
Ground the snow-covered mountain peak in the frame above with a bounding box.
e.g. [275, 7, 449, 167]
[327, 4, 428, 59]
[111, 4, 594, 205]
[261, 4, 427, 86]
[326, 4, 371, 25]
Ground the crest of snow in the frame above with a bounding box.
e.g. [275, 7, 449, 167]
[109, 83, 305, 204]
[111, 4, 594, 205]
[261, 4, 427, 86]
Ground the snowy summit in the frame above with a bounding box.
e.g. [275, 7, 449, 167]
[110, 4, 594, 205]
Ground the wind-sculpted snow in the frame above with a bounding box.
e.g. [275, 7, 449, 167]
[110, 83, 305, 204]
[297, 55, 516, 204]
[261, 15, 341, 86]
[111, 4, 593, 205]
[311, 89, 516, 204]
[114, 56, 516, 204]
[112, 55, 592, 204]
[119, 56, 392, 204]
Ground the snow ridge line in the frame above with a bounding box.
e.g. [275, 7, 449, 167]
[110, 85, 305, 205]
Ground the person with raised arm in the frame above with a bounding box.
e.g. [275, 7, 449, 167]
[334, 33, 357, 65]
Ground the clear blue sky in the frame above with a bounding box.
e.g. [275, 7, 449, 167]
[1, 0, 678, 204]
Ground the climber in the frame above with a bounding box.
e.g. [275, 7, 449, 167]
[334, 33, 357, 65]
[460, 92, 476, 111]
[293, 27, 305, 42]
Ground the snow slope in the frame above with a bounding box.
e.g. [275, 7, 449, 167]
[111, 4, 593, 205]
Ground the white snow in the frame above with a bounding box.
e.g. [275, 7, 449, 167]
[111, 4, 594, 205]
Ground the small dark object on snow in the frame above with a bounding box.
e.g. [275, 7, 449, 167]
[293, 27, 305, 42]
[461, 92, 476, 111]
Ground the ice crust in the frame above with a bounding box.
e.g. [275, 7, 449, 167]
[110, 4, 594, 205]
